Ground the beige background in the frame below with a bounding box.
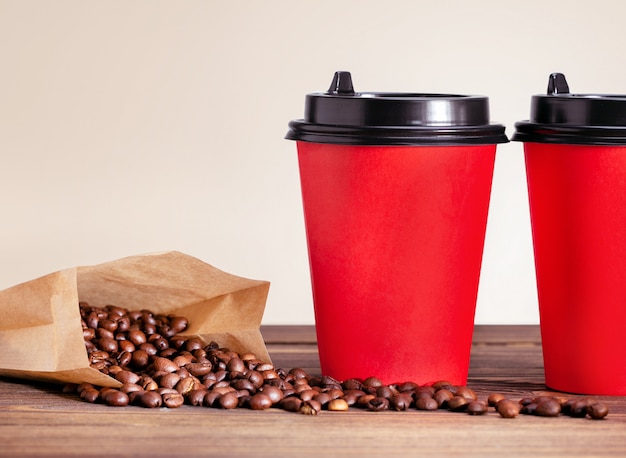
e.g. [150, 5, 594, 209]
[1, 0, 623, 325]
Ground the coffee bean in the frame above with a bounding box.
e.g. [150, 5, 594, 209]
[390, 393, 413, 411]
[139, 391, 162, 408]
[149, 334, 169, 351]
[158, 372, 181, 389]
[587, 402, 609, 420]
[226, 357, 245, 373]
[448, 396, 469, 412]
[519, 397, 535, 406]
[325, 388, 343, 400]
[327, 398, 349, 411]
[365, 396, 389, 412]
[82, 328, 96, 341]
[187, 362, 213, 377]
[362, 377, 383, 389]
[249, 393, 272, 410]
[415, 386, 436, 398]
[432, 380, 454, 391]
[203, 390, 221, 407]
[217, 391, 239, 409]
[185, 337, 204, 352]
[342, 379, 363, 391]
[487, 393, 505, 407]
[246, 371, 264, 389]
[76, 382, 95, 394]
[397, 381, 419, 393]
[80, 388, 99, 403]
[116, 351, 132, 367]
[128, 390, 145, 405]
[161, 391, 183, 408]
[128, 329, 147, 346]
[183, 389, 205, 406]
[455, 386, 477, 401]
[102, 390, 129, 407]
[260, 385, 284, 404]
[375, 385, 394, 399]
[277, 397, 302, 412]
[115, 369, 140, 385]
[415, 396, 438, 411]
[313, 392, 332, 407]
[496, 400, 520, 418]
[534, 398, 561, 417]
[169, 316, 188, 333]
[153, 356, 179, 373]
[433, 389, 454, 408]
[62, 384, 78, 394]
[120, 383, 143, 394]
[521, 402, 538, 415]
[139, 342, 158, 357]
[342, 391, 362, 406]
[565, 398, 590, 417]
[130, 349, 149, 369]
[467, 400, 488, 415]
[99, 319, 118, 332]
[116, 316, 131, 333]
[300, 399, 322, 415]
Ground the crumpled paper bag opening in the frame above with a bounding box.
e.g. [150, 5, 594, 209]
[0, 251, 270, 387]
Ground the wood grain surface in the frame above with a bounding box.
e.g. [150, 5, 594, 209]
[0, 325, 624, 457]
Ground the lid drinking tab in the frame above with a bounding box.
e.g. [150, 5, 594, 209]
[327, 71, 355, 95]
[547, 73, 570, 95]
[286, 71, 508, 146]
[513, 73, 626, 145]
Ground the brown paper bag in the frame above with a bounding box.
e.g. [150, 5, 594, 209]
[0, 251, 270, 387]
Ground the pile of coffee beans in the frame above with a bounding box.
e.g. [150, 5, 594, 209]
[64, 302, 609, 420]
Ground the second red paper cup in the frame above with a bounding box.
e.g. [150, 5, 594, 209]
[514, 73, 626, 395]
[286, 72, 507, 385]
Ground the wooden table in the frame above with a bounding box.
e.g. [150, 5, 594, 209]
[1, 325, 625, 457]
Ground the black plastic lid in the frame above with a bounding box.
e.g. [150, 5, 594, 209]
[285, 71, 508, 146]
[513, 73, 626, 145]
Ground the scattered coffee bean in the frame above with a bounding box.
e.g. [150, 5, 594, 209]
[249, 393, 272, 410]
[217, 391, 240, 410]
[327, 399, 349, 411]
[415, 396, 438, 411]
[496, 400, 520, 418]
[390, 393, 413, 411]
[534, 398, 561, 417]
[278, 397, 303, 413]
[102, 390, 130, 407]
[433, 389, 454, 408]
[67, 302, 609, 422]
[487, 393, 505, 407]
[300, 399, 322, 415]
[432, 380, 453, 390]
[362, 377, 383, 389]
[162, 392, 184, 408]
[138, 391, 162, 408]
[448, 395, 470, 412]
[365, 397, 389, 412]
[455, 386, 477, 401]
[586, 402, 609, 420]
[467, 400, 488, 415]
[565, 398, 590, 418]
[521, 402, 538, 415]
[79, 388, 99, 403]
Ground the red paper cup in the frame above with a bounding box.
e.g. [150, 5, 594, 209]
[514, 73, 626, 395]
[287, 72, 507, 385]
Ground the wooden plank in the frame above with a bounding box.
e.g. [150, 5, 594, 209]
[261, 325, 543, 346]
[261, 325, 317, 344]
[0, 325, 624, 458]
